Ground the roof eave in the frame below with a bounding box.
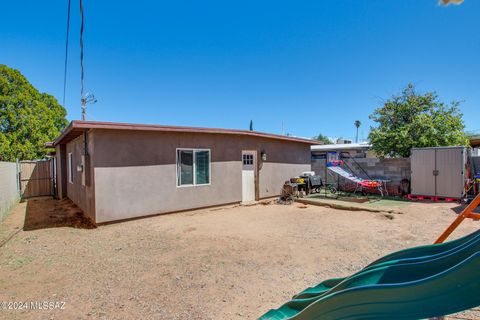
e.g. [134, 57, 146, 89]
[51, 120, 318, 146]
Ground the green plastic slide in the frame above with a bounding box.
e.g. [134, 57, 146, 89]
[367, 228, 480, 266]
[295, 229, 480, 299]
[260, 229, 480, 320]
[262, 235, 480, 318]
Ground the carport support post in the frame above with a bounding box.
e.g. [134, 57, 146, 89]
[324, 156, 327, 198]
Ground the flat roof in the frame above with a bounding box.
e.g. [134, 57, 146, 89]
[49, 120, 319, 147]
[311, 143, 372, 151]
[470, 135, 480, 147]
[410, 146, 467, 150]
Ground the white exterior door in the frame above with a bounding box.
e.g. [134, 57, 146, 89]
[242, 151, 256, 203]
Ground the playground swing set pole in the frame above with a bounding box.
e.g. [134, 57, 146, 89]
[435, 193, 480, 244]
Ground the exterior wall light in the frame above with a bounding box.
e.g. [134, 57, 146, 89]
[261, 151, 267, 161]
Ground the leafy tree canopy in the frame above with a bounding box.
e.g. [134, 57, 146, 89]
[368, 84, 469, 158]
[0, 64, 68, 161]
[313, 133, 333, 144]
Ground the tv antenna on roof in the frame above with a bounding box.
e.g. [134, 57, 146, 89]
[81, 93, 97, 120]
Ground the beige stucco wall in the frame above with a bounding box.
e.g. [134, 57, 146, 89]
[65, 132, 96, 221]
[94, 162, 241, 223]
[91, 130, 310, 166]
[0, 161, 19, 222]
[258, 162, 311, 198]
[55, 144, 67, 199]
[95, 161, 311, 223]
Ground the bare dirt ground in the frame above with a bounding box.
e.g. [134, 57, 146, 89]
[0, 197, 479, 320]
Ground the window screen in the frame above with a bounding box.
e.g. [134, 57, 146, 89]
[68, 153, 73, 183]
[195, 150, 210, 185]
[177, 149, 210, 186]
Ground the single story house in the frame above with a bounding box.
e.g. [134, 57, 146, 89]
[49, 121, 315, 223]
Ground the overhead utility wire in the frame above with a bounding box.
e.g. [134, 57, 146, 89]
[79, 0, 98, 120]
[62, 0, 71, 108]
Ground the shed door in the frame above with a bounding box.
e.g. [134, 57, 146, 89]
[411, 149, 436, 196]
[242, 151, 256, 203]
[436, 148, 464, 198]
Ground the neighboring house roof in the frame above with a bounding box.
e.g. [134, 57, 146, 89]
[311, 143, 372, 152]
[470, 135, 480, 148]
[48, 120, 318, 147]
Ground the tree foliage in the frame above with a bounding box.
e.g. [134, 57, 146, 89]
[354, 120, 361, 143]
[369, 84, 469, 158]
[313, 133, 332, 144]
[0, 64, 68, 161]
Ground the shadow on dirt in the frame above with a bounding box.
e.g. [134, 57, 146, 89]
[451, 202, 480, 215]
[23, 197, 96, 231]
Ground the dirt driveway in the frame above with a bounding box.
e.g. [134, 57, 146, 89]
[0, 197, 479, 320]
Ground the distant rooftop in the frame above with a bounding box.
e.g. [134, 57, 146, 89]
[311, 142, 372, 151]
[470, 135, 480, 148]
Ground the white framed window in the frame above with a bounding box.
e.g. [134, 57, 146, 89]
[68, 152, 73, 184]
[176, 149, 211, 187]
[242, 154, 254, 165]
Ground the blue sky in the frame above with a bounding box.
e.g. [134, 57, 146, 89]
[1, 0, 479, 141]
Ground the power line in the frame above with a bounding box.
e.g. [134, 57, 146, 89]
[80, 0, 85, 106]
[62, 0, 71, 108]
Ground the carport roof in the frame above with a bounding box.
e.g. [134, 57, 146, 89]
[471, 135, 480, 147]
[48, 120, 319, 147]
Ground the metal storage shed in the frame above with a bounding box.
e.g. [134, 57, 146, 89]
[411, 147, 467, 199]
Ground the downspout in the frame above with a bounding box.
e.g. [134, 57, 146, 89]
[83, 130, 88, 156]
[82, 130, 90, 187]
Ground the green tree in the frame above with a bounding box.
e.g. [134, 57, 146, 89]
[369, 84, 469, 158]
[249, 120, 253, 131]
[0, 65, 68, 161]
[313, 133, 332, 144]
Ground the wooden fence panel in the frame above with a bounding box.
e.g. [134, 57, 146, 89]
[20, 160, 54, 198]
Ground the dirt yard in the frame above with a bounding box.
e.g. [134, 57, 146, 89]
[0, 197, 479, 320]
